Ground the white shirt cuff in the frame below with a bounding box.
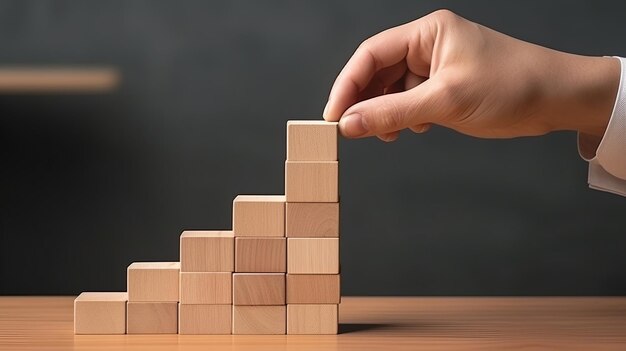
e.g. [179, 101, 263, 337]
[578, 56, 626, 196]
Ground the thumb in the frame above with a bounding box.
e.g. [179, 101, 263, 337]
[338, 79, 439, 138]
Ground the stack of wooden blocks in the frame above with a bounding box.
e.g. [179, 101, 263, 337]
[74, 120, 340, 335]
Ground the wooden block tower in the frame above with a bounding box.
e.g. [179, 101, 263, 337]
[74, 120, 340, 335]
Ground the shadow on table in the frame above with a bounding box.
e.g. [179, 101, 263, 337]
[339, 323, 389, 334]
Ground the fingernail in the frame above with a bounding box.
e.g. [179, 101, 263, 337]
[322, 101, 330, 120]
[339, 113, 368, 137]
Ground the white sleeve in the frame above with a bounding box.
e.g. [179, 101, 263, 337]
[578, 56, 626, 196]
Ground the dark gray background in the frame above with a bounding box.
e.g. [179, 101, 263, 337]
[1, 0, 625, 296]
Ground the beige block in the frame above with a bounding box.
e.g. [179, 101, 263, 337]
[178, 304, 231, 335]
[232, 305, 286, 335]
[180, 231, 234, 272]
[287, 120, 338, 161]
[232, 195, 285, 237]
[233, 273, 285, 306]
[126, 302, 178, 334]
[286, 202, 339, 237]
[287, 238, 339, 274]
[286, 274, 340, 304]
[180, 272, 231, 304]
[127, 262, 180, 302]
[235, 237, 286, 273]
[285, 161, 338, 202]
[287, 304, 338, 335]
[74, 292, 127, 334]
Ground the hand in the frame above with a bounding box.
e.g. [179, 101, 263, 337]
[323, 10, 620, 142]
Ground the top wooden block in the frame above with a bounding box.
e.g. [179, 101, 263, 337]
[287, 121, 337, 161]
[180, 231, 234, 272]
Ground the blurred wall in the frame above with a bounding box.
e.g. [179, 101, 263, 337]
[1, 0, 626, 295]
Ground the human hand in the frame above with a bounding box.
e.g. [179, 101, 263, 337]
[323, 10, 620, 142]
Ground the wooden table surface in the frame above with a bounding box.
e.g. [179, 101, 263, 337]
[1, 296, 625, 350]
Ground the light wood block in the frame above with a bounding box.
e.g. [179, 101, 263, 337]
[180, 231, 234, 272]
[232, 195, 285, 237]
[235, 237, 286, 272]
[178, 304, 231, 335]
[74, 292, 127, 334]
[285, 161, 338, 202]
[232, 305, 286, 335]
[286, 202, 339, 237]
[287, 304, 338, 334]
[233, 273, 285, 306]
[126, 302, 178, 334]
[286, 274, 341, 304]
[287, 238, 339, 274]
[179, 272, 231, 305]
[127, 262, 180, 302]
[286, 120, 338, 161]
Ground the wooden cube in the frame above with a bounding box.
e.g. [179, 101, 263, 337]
[74, 292, 127, 334]
[287, 274, 340, 304]
[126, 302, 178, 334]
[178, 304, 231, 334]
[180, 231, 234, 272]
[179, 272, 231, 304]
[286, 202, 339, 237]
[233, 273, 285, 305]
[232, 305, 286, 335]
[127, 262, 180, 302]
[287, 238, 339, 274]
[287, 120, 338, 161]
[287, 304, 338, 335]
[285, 161, 338, 202]
[232, 195, 285, 237]
[235, 237, 286, 272]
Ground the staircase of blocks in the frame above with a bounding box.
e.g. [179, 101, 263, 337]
[73, 120, 340, 335]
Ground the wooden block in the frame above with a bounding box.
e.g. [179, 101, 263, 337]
[127, 262, 180, 302]
[235, 237, 286, 272]
[232, 305, 286, 335]
[179, 272, 231, 304]
[286, 202, 339, 237]
[233, 273, 285, 305]
[74, 292, 127, 334]
[178, 304, 231, 334]
[287, 304, 338, 335]
[180, 230, 234, 272]
[232, 195, 285, 237]
[287, 238, 339, 274]
[287, 120, 338, 161]
[126, 302, 178, 334]
[285, 161, 338, 202]
[286, 274, 341, 304]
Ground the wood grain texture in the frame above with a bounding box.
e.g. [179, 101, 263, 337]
[179, 272, 231, 305]
[287, 274, 340, 304]
[287, 238, 339, 274]
[232, 195, 285, 237]
[126, 302, 178, 334]
[286, 121, 338, 161]
[286, 202, 339, 237]
[287, 304, 338, 335]
[232, 273, 285, 306]
[285, 161, 338, 202]
[235, 237, 286, 273]
[6, 296, 626, 350]
[180, 231, 234, 272]
[127, 262, 180, 302]
[232, 305, 286, 335]
[74, 292, 127, 334]
[178, 304, 231, 335]
[0, 67, 119, 93]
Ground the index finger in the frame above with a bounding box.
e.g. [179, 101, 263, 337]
[323, 22, 413, 121]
